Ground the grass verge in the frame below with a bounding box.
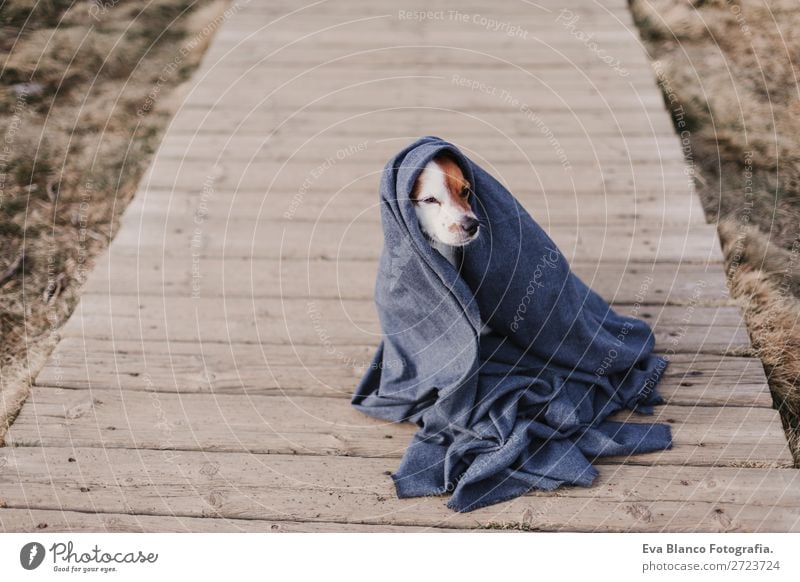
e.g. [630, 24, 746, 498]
[630, 0, 800, 463]
[0, 0, 230, 441]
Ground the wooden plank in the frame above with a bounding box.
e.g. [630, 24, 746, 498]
[108, 220, 721, 263]
[53, 296, 750, 355]
[82, 257, 728, 304]
[169, 107, 678, 137]
[1, 448, 798, 531]
[241, 4, 631, 16]
[183, 91, 666, 113]
[188, 69, 663, 96]
[155, 134, 687, 163]
[181, 79, 667, 110]
[190, 54, 656, 78]
[236, 0, 632, 13]
[206, 32, 648, 57]
[210, 31, 644, 47]
[187, 64, 656, 94]
[218, 7, 636, 25]
[5, 387, 790, 466]
[216, 15, 639, 34]
[200, 45, 656, 69]
[120, 186, 707, 227]
[34, 339, 773, 408]
[235, 0, 632, 13]
[141, 156, 689, 192]
[0, 509, 457, 533]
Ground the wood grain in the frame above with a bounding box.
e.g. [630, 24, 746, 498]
[5, 387, 790, 466]
[83, 257, 727, 303]
[1, 448, 798, 531]
[34, 340, 773, 408]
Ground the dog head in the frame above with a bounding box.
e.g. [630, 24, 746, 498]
[411, 154, 479, 247]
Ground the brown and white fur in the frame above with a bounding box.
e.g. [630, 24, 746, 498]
[411, 154, 490, 334]
[410, 154, 480, 265]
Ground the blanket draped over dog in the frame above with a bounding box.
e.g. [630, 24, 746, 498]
[352, 136, 672, 513]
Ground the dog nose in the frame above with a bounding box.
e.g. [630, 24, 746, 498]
[461, 217, 479, 236]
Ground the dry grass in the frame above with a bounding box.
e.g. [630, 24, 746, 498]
[0, 0, 229, 437]
[719, 221, 800, 463]
[630, 0, 800, 461]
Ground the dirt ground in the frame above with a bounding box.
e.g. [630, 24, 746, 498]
[630, 0, 800, 461]
[0, 0, 228, 437]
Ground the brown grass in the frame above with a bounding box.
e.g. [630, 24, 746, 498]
[719, 221, 800, 463]
[0, 0, 229, 438]
[630, 0, 800, 461]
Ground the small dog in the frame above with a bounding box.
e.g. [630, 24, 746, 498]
[411, 153, 491, 334]
[411, 153, 480, 267]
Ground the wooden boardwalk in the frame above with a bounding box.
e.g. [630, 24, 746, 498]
[2, 0, 798, 532]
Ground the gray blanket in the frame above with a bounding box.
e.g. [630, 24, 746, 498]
[352, 136, 672, 512]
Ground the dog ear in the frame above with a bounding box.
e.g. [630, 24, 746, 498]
[432, 150, 461, 169]
[433, 152, 468, 185]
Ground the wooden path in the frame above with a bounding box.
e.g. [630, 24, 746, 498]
[2, 0, 798, 532]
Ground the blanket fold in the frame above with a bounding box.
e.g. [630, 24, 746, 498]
[352, 136, 672, 512]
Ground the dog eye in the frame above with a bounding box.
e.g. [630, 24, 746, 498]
[422, 197, 439, 204]
[460, 188, 470, 198]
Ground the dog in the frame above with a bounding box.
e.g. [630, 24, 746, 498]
[410, 153, 480, 267]
[411, 153, 491, 334]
